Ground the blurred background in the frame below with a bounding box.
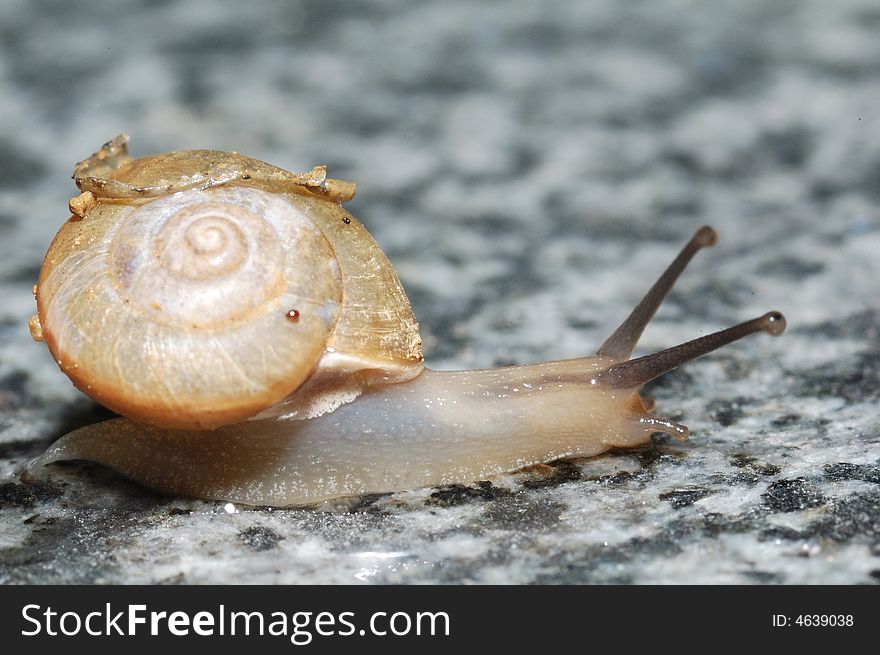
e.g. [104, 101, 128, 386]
[0, 0, 877, 584]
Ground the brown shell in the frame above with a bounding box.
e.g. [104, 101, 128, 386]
[35, 136, 423, 429]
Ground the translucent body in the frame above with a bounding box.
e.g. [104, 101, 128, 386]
[34, 359, 678, 506]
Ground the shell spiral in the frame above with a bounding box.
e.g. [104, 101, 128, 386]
[34, 136, 424, 431]
[38, 186, 343, 429]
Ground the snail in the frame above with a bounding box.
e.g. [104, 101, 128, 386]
[27, 135, 786, 506]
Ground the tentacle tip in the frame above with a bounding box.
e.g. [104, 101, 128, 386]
[759, 311, 786, 336]
[695, 225, 719, 248]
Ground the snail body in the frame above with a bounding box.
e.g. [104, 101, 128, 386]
[30, 136, 785, 506]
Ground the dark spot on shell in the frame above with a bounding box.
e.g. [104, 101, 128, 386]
[285, 309, 300, 322]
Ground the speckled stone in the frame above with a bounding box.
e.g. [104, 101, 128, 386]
[0, 0, 878, 584]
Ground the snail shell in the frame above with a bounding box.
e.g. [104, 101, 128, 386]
[33, 135, 422, 429]
[28, 137, 786, 506]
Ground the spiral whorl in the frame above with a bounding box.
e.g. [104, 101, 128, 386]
[37, 186, 343, 429]
[157, 208, 248, 281]
[110, 192, 290, 331]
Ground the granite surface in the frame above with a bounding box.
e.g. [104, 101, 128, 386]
[0, 0, 878, 584]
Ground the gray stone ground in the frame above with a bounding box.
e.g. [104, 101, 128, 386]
[0, 0, 878, 584]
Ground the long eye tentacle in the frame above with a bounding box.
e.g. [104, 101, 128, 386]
[595, 311, 786, 390]
[595, 225, 718, 361]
